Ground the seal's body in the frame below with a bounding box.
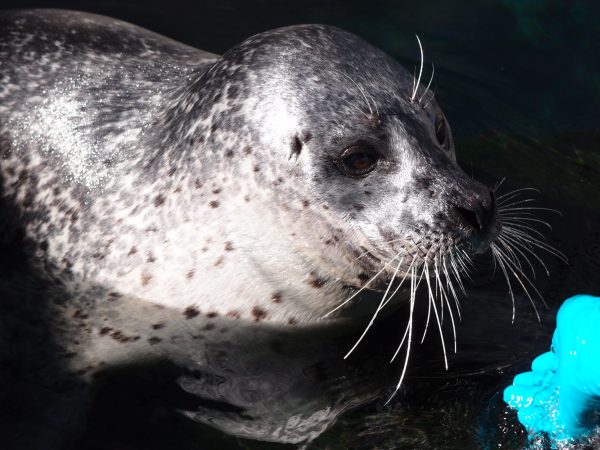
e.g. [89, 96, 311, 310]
[0, 9, 497, 328]
[0, 9, 504, 448]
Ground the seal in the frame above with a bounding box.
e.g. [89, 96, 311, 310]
[0, 9, 507, 446]
[0, 9, 499, 323]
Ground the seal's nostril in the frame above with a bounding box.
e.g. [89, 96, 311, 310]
[455, 189, 496, 234]
[455, 205, 482, 232]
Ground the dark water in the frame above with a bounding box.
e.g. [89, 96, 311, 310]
[2, 0, 600, 449]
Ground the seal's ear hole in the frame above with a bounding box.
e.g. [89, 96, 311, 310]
[289, 135, 303, 160]
[435, 114, 450, 151]
[337, 144, 379, 177]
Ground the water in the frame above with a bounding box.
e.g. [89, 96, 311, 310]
[2, 0, 600, 448]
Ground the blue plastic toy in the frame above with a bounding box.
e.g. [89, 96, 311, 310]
[503, 295, 600, 446]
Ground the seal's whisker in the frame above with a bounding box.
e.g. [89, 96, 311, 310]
[343, 255, 404, 359]
[493, 246, 543, 321]
[424, 262, 449, 369]
[501, 227, 567, 263]
[390, 264, 419, 363]
[419, 254, 433, 344]
[459, 248, 476, 270]
[434, 254, 457, 353]
[502, 216, 553, 230]
[386, 265, 417, 404]
[497, 235, 526, 273]
[434, 254, 443, 323]
[322, 254, 400, 318]
[381, 254, 419, 309]
[449, 251, 467, 294]
[333, 69, 374, 116]
[501, 221, 548, 240]
[491, 244, 517, 322]
[498, 235, 533, 276]
[418, 63, 435, 103]
[498, 198, 538, 208]
[442, 255, 462, 320]
[410, 34, 425, 102]
[498, 206, 563, 216]
[455, 252, 474, 282]
[499, 233, 551, 276]
[496, 187, 540, 201]
[493, 177, 507, 192]
[422, 86, 437, 109]
[389, 262, 418, 363]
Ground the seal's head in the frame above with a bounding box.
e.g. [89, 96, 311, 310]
[164, 25, 500, 320]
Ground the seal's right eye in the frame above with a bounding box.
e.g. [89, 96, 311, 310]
[338, 145, 379, 177]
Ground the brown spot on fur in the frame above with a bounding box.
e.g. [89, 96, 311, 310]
[357, 273, 369, 284]
[128, 246, 137, 256]
[213, 256, 224, 267]
[141, 272, 152, 286]
[110, 330, 140, 343]
[151, 322, 165, 330]
[271, 292, 282, 303]
[212, 187, 221, 194]
[99, 327, 113, 336]
[195, 178, 203, 189]
[154, 194, 165, 207]
[226, 311, 241, 319]
[353, 203, 365, 211]
[209, 200, 220, 208]
[244, 195, 251, 202]
[251, 307, 268, 322]
[302, 200, 310, 208]
[225, 149, 234, 158]
[146, 252, 156, 263]
[224, 241, 234, 251]
[309, 272, 326, 288]
[322, 204, 329, 210]
[288, 318, 297, 326]
[184, 305, 200, 319]
[148, 337, 162, 345]
[186, 269, 195, 279]
[168, 167, 176, 176]
[244, 146, 252, 155]
[364, 190, 372, 196]
[253, 165, 260, 172]
[206, 312, 218, 319]
[92, 252, 105, 260]
[203, 323, 216, 331]
[73, 310, 89, 320]
[174, 185, 182, 193]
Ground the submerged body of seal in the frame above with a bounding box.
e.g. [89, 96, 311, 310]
[0, 8, 507, 446]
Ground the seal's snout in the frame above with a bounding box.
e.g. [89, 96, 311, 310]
[454, 188, 498, 251]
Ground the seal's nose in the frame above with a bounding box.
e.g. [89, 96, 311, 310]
[454, 189, 497, 246]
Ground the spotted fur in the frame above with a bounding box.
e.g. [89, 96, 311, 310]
[0, 9, 498, 399]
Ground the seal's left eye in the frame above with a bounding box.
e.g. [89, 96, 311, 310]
[338, 145, 379, 177]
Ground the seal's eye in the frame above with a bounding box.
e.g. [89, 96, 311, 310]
[435, 114, 450, 150]
[338, 145, 379, 177]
